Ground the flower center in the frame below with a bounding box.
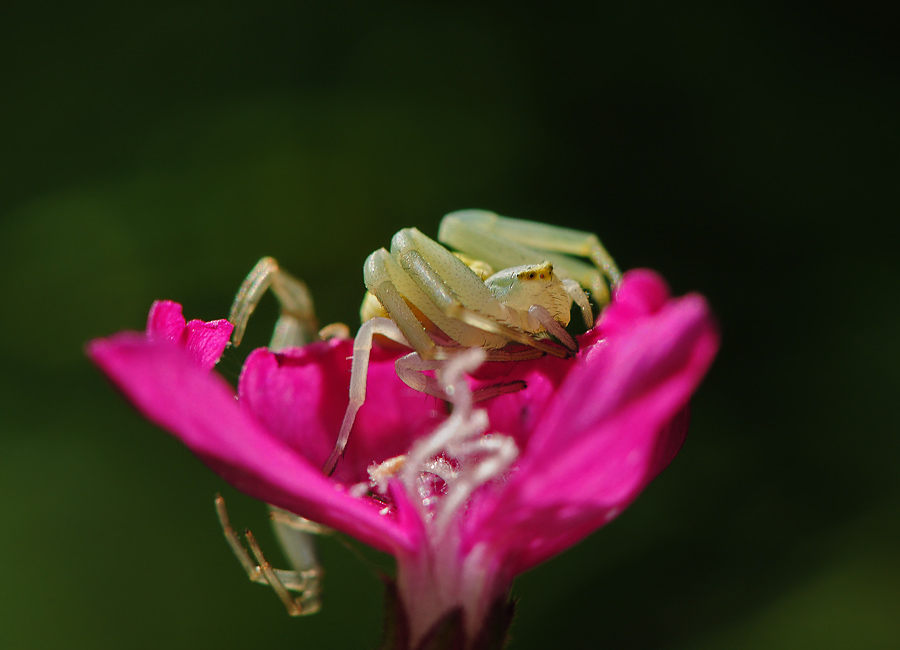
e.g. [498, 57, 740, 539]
[362, 349, 518, 535]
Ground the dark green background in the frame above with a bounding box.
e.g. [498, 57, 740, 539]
[1, 2, 897, 649]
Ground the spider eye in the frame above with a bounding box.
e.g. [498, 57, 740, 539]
[539, 274, 545, 279]
[527, 273, 535, 279]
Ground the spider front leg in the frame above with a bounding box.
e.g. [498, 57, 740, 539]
[215, 496, 323, 616]
[562, 278, 594, 328]
[324, 315, 412, 476]
[386, 233, 569, 357]
[322, 307, 500, 475]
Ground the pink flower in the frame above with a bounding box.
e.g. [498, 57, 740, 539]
[88, 270, 718, 649]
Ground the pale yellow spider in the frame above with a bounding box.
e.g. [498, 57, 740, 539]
[229, 209, 621, 476]
[217, 209, 620, 616]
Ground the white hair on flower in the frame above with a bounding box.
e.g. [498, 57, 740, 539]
[400, 348, 518, 536]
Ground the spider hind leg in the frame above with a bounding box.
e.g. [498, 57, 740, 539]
[215, 495, 323, 616]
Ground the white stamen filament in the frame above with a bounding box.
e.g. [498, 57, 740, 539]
[390, 349, 520, 647]
[399, 348, 519, 537]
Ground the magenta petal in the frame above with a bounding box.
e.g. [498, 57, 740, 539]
[87, 333, 411, 554]
[239, 341, 446, 484]
[146, 300, 188, 342]
[537, 294, 717, 455]
[465, 274, 719, 573]
[182, 319, 233, 370]
[238, 345, 345, 474]
[478, 355, 572, 450]
[599, 269, 672, 336]
[145, 300, 233, 371]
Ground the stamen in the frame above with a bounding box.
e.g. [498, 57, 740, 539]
[348, 482, 371, 499]
[368, 455, 408, 494]
[399, 348, 519, 535]
[360, 350, 519, 527]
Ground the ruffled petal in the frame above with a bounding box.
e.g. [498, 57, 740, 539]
[146, 300, 189, 342]
[87, 333, 412, 554]
[464, 270, 719, 573]
[146, 300, 233, 371]
[239, 341, 446, 484]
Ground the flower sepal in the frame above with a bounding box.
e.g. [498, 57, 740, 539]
[380, 579, 515, 650]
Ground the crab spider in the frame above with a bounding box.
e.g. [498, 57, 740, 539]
[228, 210, 621, 476]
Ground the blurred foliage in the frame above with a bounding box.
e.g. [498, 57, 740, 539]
[1, 2, 898, 649]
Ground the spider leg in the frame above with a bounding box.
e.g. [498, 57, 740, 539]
[472, 378, 527, 402]
[393, 352, 445, 398]
[244, 530, 320, 616]
[229, 257, 319, 349]
[269, 506, 330, 583]
[224, 261, 331, 615]
[562, 278, 594, 328]
[438, 210, 621, 305]
[393, 353, 527, 415]
[387, 234, 569, 357]
[325, 249, 461, 474]
[365, 250, 444, 358]
[450, 304, 570, 358]
[215, 495, 322, 616]
[324, 316, 412, 476]
[269, 508, 333, 535]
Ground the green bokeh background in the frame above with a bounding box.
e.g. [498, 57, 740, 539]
[1, 3, 897, 649]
